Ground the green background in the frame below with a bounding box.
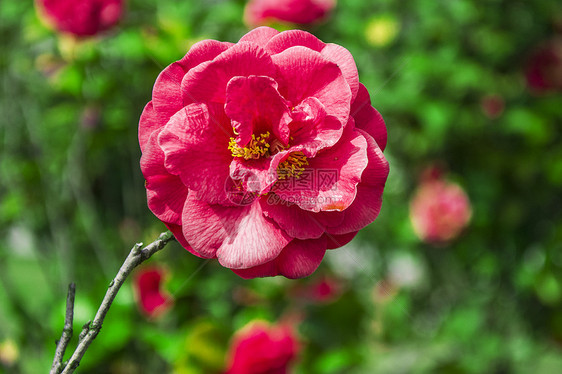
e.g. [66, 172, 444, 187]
[1, 0, 562, 373]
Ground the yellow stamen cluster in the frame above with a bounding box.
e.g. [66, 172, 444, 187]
[228, 132, 271, 160]
[228, 131, 307, 181]
[277, 152, 309, 180]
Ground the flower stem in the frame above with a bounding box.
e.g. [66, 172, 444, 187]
[51, 231, 175, 374]
[50, 283, 76, 374]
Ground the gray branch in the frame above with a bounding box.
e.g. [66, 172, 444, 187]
[54, 231, 175, 374]
[50, 283, 76, 374]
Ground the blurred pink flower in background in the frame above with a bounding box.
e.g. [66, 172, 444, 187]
[409, 169, 472, 244]
[372, 279, 398, 304]
[480, 94, 505, 119]
[525, 38, 562, 93]
[35, 0, 124, 37]
[80, 105, 102, 130]
[139, 27, 388, 279]
[290, 275, 344, 304]
[244, 0, 335, 27]
[225, 321, 299, 374]
[133, 266, 172, 318]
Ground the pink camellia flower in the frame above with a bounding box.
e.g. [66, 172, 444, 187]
[410, 171, 472, 244]
[133, 266, 172, 318]
[225, 321, 299, 374]
[35, 0, 123, 37]
[139, 27, 389, 279]
[525, 38, 562, 93]
[244, 0, 335, 27]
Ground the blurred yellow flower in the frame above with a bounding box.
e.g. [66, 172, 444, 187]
[365, 15, 399, 47]
[0, 339, 19, 366]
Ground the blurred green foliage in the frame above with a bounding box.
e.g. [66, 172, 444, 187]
[1, 0, 562, 373]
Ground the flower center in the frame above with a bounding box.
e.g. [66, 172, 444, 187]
[228, 132, 271, 160]
[228, 132, 308, 181]
[277, 152, 309, 180]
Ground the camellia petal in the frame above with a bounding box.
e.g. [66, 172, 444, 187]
[238, 25, 280, 46]
[151, 40, 232, 125]
[140, 41, 232, 152]
[289, 97, 344, 156]
[141, 128, 188, 225]
[225, 75, 291, 147]
[158, 103, 233, 204]
[265, 29, 326, 55]
[138, 102, 160, 153]
[274, 123, 368, 213]
[271, 46, 352, 127]
[164, 222, 202, 258]
[325, 130, 389, 235]
[233, 236, 327, 279]
[260, 196, 343, 240]
[266, 30, 359, 100]
[325, 231, 358, 249]
[229, 153, 285, 195]
[181, 42, 276, 105]
[182, 193, 291, 268]
[351, 84, 387, 151]
[320, 43, 360, 101]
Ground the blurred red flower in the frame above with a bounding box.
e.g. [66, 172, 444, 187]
[36, 0, 123, 37]
[225, 321, 299, 374]
[480, 94, 505, 119]
[525, 38, 562, 93]
[290, 275, 343, 304]
[133, 266, 172, 318]
[244, 0, 335, 27]
[410, 171, 472, 244]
